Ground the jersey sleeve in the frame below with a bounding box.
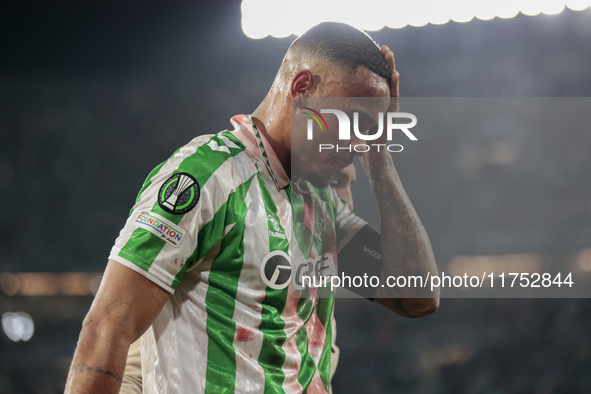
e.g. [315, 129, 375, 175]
[330, 187, 367, 252]
[108, 133, 244, 293]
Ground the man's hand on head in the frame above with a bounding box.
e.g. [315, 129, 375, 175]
[358, 45, 401, 173]
[380, 45, 400, 98]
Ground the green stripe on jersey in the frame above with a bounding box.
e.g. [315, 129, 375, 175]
[295, 297, 316, 390]
[203, 178, 253, 394]
[315, 294, 334, 390]
[255, 172, 291, 393]
[176, 173, 259, 286]
[294, 296, 334, 392]
[309, 185, 336, 390]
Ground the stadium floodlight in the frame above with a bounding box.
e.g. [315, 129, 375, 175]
[241, 0, 591, 38]
[567, 0, 591, 11]
[2, 312, 34, 342]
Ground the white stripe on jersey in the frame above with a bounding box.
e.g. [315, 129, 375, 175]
[232, 178, 268, 394]
[141, 267, 212, 394]
[280, 292, 305, 394]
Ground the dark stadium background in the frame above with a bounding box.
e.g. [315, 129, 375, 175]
[1, 1, 591, 393]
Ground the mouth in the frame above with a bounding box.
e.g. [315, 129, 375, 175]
[330, 157, 353, 170]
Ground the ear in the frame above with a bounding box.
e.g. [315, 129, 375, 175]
[290, 70, 315, 98]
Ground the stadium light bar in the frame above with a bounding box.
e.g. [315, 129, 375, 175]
[0, 272, 103, 296]
[241, 0, 591, 39]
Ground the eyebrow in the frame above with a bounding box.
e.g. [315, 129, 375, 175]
[356, 111, 382, 131]
[357, 111, 375, 123]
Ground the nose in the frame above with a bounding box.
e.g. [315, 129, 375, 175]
[349, 134, 366, 157]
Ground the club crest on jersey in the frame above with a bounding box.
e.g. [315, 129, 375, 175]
[260, 251, 292, 290]
[158, 172, 200, 214]
[268, 214, 287, 239]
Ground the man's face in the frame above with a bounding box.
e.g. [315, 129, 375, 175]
[291, 66, 389, 188]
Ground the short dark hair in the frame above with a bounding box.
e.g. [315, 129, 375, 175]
[289, 22, 392, 81]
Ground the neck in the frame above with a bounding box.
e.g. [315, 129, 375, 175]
[252, 95, 291, 178]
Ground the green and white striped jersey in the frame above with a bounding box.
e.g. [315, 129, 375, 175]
[109, 115, 365, 394]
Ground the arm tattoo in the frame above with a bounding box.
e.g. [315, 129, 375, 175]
[364, 154, 435, 279]
[70, 363, 123, 383]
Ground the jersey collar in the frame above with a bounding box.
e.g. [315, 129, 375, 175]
[230, 114, 290, 190]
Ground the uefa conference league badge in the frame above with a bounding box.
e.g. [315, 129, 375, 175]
[158, 172, 200, 215]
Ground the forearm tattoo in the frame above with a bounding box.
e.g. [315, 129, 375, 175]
[70, 363, 123, 383]
[362, 154, 434, 278]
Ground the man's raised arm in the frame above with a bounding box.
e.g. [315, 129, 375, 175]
[367, 46, 439, 317]
[65, 260, 169, 394]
